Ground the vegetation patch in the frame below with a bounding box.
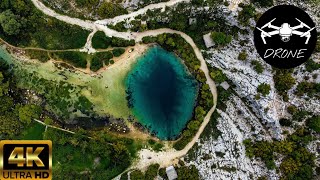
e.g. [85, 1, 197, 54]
[295, 81, 320, 98]
[0, 0, 90, 49]
[51, 51, 88, 68]
[273, 69, 296, 101]
[257, 83, 271, 97]
[244, 128, 315, 179]
[211, 31, 232, 47]
[251, 60, 264, 74]
[92, 31, 135, 49]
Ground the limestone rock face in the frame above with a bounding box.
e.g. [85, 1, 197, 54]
[186, 1, 320, 179]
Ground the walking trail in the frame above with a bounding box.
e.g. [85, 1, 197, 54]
[31, 0, 218, 170]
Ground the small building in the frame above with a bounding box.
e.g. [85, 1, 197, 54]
[189, 18, 197, 25]
[220, 81, 230, 90]
[166, 166, 178, 180]
[203, 33, 214, 48]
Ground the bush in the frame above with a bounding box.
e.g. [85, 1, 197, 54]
[307, 116, 320, 133]
[257, 83, 271, 96]
[244, 128, 315, 179]
[97, 2, 127, 19]
[251, 0, 273, 7]
[295, 81, 320, 97]
[251, 60, 264, 74]
[238, 51, 248, 61]
[238, 4, 256, 25]
[112, 48, 125, 57]
[287, 105, 298, 115]
[279, 118, 292, 127]
[273, 69, 295, 97]
[53, 51, 88, 68]
[305, 59, 320, 72]
[90, 56, 104, 72]
[209, 67, 228, 84]
[130, 170, 144, 180]
[292, 110, 310, 122]
[211, 32, 232, 47]
[145, 164, 160, 180]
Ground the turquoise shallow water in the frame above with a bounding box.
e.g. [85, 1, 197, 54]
[125, 46, 198, 140]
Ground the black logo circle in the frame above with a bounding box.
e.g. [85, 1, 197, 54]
[254, 5, 317, 69]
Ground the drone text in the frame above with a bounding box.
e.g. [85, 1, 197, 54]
[264, 48, 307, 59]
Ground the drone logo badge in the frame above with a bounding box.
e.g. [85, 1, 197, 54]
[254, 5, 317, 69]
[0, 140, 52, 180]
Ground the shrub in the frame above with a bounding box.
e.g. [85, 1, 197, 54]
[287, 105, 298, 115]
[295, 82, 320, 97]
[307, 116, 320, 133]
[112, 48, 125, 57]
[251, 60, 264, 74]
[279, 118, 292, 127]
[211, 32, 232, 47]
[53, 51, 88, 68]
[305, 59, 320, 72]
[97, 2, 127, 19]
[257, 83, 271, 96]
[251, 0, 273, 7]
[238, 51, 248, 61]
[238, 4, 256, 25]
[273, 69, 295, 97]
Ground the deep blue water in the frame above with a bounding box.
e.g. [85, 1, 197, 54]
[125, 46, 198, 140]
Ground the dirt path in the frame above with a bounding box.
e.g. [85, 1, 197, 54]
[31, 0, 218, 171]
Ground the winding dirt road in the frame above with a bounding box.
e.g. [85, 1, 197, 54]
[31, 0, 218, 170]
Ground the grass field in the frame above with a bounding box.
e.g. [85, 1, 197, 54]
[3, 46, 134, 119]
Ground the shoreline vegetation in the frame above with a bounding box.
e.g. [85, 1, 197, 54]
[141, 34, 214, 150]
[0, 0, 218, 179]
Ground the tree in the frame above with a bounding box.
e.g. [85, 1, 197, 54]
[0, 113, 22, 138]
[176, 165, 200, 180]
[145, 164, 160, 180]
[0, 10, 23, 35]
[18, 104, 42, 124]
[307, 116, 320, 133]
[130, 170, 144, 180]
[257, 83, 271, 96]
[274, 69, 296, 93]
[209, 68, 227, 84]
[0, 72, 9, 96]
[0, 96, 14, 115]
[211, 32, 232, 46]
[112, 48, 125, 57]
[238, 4, 256, 25]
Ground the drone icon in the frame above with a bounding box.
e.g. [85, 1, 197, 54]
[257, 18, 315, 44]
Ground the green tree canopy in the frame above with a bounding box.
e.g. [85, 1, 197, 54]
[0, 10, 24, 35]
[307, 116, 320, 133]
[18, 104, 42, 124]
[257, 83, 271, 96]
[211, 32, 232, 47]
